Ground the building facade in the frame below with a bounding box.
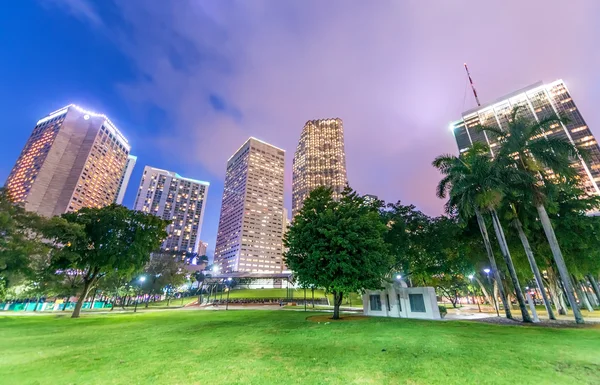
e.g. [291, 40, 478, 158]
[115, 154, 137, 205]
[450, 80, 600, 196]
[133, 166, 209, 254]
[5, 104, 132, 217]
[292, 118, 348, 217]
[214, 137, 285, 273]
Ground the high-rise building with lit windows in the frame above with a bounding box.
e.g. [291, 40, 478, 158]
[450, 80, 600, 196]
[133, 166, 209, 254]
[115, 154, 137, 205]
[214, 137, 285, 273]
[5, 104, 133, 217]
[292, 118, 348, 217]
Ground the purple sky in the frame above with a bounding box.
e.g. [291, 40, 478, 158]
[3, 0, 600, 256]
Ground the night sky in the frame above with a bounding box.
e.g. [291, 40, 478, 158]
[1, 1, 599, 257]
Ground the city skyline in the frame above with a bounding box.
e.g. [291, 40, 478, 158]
[451, 79, 600, 197]
[5, 104, 131, 217]
[1, 1, 600, 257]
[292, 118, 348, 218]
[133, 166, 209, 254]
[214, 137, 285, 273]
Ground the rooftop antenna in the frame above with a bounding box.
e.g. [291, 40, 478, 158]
[464, 63, 481, 107]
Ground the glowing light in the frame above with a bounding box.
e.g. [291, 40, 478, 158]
[483, 268, 490, 274]
[468, 275, 474, 280]
[139, 276, 146, 282]
[396, 274, 402, 280]
[83, 114, 90, 120]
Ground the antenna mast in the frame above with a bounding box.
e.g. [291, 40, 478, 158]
[464, 63, 481, 107]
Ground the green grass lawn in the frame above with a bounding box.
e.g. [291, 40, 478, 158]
[1, 311, 599, 385]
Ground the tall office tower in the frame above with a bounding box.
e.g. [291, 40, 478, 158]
[214, 137, 285, 273]
[450, 80, 600, 196]
[133, 166, 209, 254]
[5, 104, 131, 217]
[292, 118, 348, 217]
[115, 154, 137, 205]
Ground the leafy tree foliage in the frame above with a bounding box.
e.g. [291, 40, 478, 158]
[48, 204, 169, 318]
[285, 187, 392, 319]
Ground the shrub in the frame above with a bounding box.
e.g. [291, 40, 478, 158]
[438, 305, 447, 318]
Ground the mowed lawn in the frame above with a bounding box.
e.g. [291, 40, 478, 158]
[1, 311, 599, 385]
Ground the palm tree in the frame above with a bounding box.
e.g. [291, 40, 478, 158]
[478, 106, 584, 324]
[434, 143, 517, 319]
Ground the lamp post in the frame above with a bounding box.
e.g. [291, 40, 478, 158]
[225, 278, 232, 310]
[483, 268, 499, 317]
[134, 276, 146, 313]
[468, 275, 481, 312]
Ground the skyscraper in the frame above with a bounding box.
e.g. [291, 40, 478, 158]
[292, 118, 348, 217]
[115, 154, 137, 205]
[450, 80, 600, 196]
[214, 137, 285, 273]
[133, 166, 209, 254]
[5, 104, 132, 217]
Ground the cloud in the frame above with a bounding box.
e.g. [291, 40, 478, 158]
[47, 0, 104, 27]
[52, 0, 600, 216]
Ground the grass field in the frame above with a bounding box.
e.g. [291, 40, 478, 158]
[1, 310, 599, 385]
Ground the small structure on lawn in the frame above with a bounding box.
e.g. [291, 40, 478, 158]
[363, 281, 441, 320]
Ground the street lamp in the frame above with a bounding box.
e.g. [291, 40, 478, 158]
[467, 274, 481, 312]
[225, 277, 232, 310]
[483, 268, 499, 317]
[134, 276, 146, 313]
[396, 274, 402, 280]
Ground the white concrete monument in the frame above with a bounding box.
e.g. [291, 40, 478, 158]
[363, 282, 441, 320]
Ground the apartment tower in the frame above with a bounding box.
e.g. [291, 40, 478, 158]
[450, 80, 600, 196]
[5, 104, 132, 216]
[292, 118, 348, 218]
[133, 166, 209, 254]
[214, 137, 285, 273]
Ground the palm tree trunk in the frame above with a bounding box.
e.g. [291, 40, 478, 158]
[575, 279, 593, 312]
[513, 218, 556, 320]
[547, 267, 566, 315]
[474, 208, 512, 319]
[489, 209, 532, 323]
[536, 204, 584, 324]
[474, 277, 492, 307]
[588, 274, 600, 305]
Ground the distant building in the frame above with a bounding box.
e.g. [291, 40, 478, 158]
[450, 80, 600, 196]
[133, 166, 209, 254]
[292, 118, 348, 217]
[5, 104, 132, 216]
[115, 154, 137, 205]
[197, 241, 208, 257]
[214, 137, 285, 273]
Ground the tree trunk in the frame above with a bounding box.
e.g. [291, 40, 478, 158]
[145, 294, 150, 308]
[588, 274, 600, 305]
[63, 297, 69, 312]
[33, 297, 40, 312]
[474, 277, 492, 306]
[332, 291, 344, 320]
[110, 297, 116, 311]
[489, 209, 532, 322]
[71, 278, 94, 319]
[575, 280, 593, 312]
[474, 209, 512, 319]
[536, 204, 584, 324]
[514, 218, 556, 320]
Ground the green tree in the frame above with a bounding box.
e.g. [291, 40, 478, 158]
[433, 144, 523, 320]
[284, 187, 392, 319]
[143, 251, 187, 307]
[49, 204, 169, 318]
[479, 107, 586, 323]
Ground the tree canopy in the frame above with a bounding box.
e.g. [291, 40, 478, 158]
[284, 186, 392, 319]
